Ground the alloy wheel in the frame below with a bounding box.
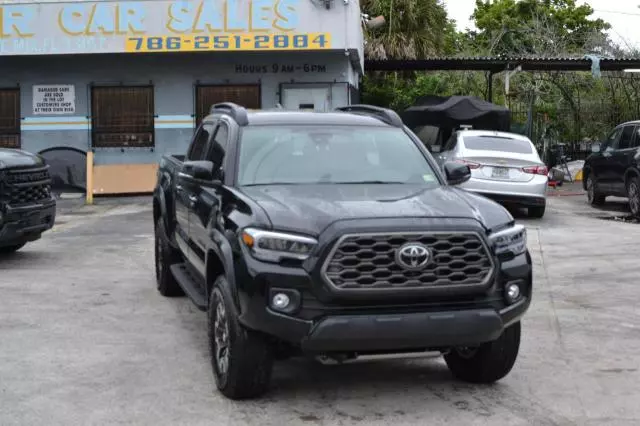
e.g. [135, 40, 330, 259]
[213, 296, 230, 375]
[629, 181, 640, 216]
[155, 233, 163, 283]
[587, 176, 595, 203]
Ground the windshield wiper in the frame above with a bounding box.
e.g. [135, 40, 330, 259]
[242, 182, 305, 187]
[326, 180, 407, 184]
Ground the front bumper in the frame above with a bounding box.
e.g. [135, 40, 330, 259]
[301, 299, 528, 352]
[0, 199, 56, 246]
[236, 246, 533, 354]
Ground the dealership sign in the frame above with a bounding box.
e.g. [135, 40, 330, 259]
[0, 0, 335, 56]
[33, 85, 76, 115]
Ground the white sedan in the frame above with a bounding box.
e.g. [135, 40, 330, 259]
[437, 130, 548, 218]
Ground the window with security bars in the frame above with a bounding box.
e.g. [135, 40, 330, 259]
[0, 88, 21, 149]
[195, 85, 260, 126]
[91, 86, 154, 148]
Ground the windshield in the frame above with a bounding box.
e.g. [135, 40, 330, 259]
[237, 125, 440, 186]
[462, 135, 533, 154]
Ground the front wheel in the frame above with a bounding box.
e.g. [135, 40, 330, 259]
[208, 275, 274, 400]
[444, 321, 521, 384]
[586, 175, 606, 206]
[627, 176, 640, 218]
[0, 243, 26, 255]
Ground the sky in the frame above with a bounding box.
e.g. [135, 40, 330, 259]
[443, 0, 640, 50]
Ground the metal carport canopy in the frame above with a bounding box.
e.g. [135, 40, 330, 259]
[364, 57, 640, 72]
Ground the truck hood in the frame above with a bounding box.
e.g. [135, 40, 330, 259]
[241, 184, 513, 236]
[0, 149, 45, 170]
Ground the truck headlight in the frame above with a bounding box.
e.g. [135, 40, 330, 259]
[240, 228, 317, 263]
[489, 224, 527, 256]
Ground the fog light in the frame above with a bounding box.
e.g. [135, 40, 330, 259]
[506, 283, 521, 303]
[272, 293, 291, 310]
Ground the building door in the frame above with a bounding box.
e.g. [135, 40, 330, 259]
[195, 85, 260, 126]
[0, 88, 21, 149]
[280, 84, 331, 112]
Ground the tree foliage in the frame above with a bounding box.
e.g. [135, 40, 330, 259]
[471, 0, 611, 55]
[361, 0, 457, 59]
[361, 0, 640, 149]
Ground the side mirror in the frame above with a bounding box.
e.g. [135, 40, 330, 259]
[179, 160, 218, 183]
[444, 161, 471, 186]
[591, 143, 601, 153]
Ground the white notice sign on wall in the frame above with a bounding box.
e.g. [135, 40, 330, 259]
[33, 85, 75, 115]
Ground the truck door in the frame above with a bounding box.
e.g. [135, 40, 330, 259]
[188, 120, 230, 280]
[176, 122, 214, 259]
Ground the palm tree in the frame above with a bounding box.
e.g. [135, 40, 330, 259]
[361, 0, 454, 60]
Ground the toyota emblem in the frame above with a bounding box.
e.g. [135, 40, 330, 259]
[395, 243, 431, 270]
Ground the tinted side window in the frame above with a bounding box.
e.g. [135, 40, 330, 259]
[207, 123, 229, 168]
[633, 127, 640, 148]
[188, 123, 213, 160]
[442, 133, 458, 152]
[617, 125, 635, 150]
[605, 127, 622, 151]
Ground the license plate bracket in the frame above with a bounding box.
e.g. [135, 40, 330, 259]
[492, 167, 509, 178]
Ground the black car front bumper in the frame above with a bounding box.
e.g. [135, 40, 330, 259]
[236, 249, 533, 354]
[0, 199, 56, 247]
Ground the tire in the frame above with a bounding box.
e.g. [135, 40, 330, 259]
[0, 243, 26, 255]
[528, 205, 546, 218]
[154, 219, 184, 297]
[208, 275, 274, 400]
[444, 321, 521, 384]
[627, 176, 640, 218]
[586, 174, 606, 206]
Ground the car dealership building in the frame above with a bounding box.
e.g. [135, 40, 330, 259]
[0, 0, 364, 194]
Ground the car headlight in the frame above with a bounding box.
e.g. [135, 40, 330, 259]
[240, 228, 317, 263]
[489, 224, 527, 256]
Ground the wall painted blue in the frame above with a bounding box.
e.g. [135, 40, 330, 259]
[1, 51, 356, 165]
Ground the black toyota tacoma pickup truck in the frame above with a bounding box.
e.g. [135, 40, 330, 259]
[153, 103, 532, 400]
[0, 148, 56, 255]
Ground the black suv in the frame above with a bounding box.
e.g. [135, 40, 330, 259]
[583, 121, 640, 216]
[153, 103, 533, 400]
[0, 148, 56, 254]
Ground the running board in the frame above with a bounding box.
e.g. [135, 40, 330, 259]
[169, 263, 207, 311]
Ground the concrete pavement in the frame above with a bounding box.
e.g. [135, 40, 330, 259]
[1, 192, 639, 426]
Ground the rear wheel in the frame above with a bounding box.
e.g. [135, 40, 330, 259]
[528, 205, 546, 218]
[154, 219, 184, 297]
[444, 321, 521, 384]
[0, 243, 26, 255]
[627, 176, 640, 218]
[586, 174, 606, 206]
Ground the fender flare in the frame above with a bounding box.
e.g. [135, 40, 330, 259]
[154, 187, 172, 237]
[205, 229, 241, 315]
[624, 168, 640, 188]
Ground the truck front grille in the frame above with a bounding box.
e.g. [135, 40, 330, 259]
[322, 232, 494, 292]
[4, 167, 52, 206]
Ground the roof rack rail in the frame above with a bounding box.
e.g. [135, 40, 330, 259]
[334, 104, 403, 127]
[209, 102, 249, 126]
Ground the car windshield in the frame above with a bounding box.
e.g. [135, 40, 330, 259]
[462, 136, 533, 154]
[237, 125, 441, 186]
